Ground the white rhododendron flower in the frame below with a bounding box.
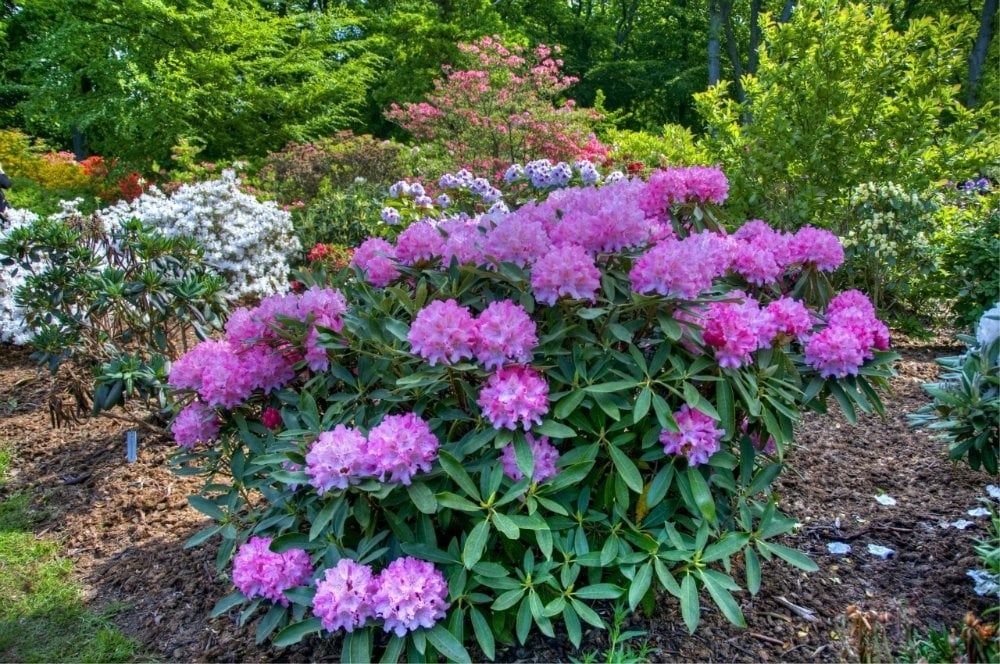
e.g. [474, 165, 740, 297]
[0, 207, 41, 345]
[976, 302, 1000, 349]
[97, 171, 301, 300]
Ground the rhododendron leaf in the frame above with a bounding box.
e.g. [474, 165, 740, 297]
[633, 388, 652, 424]
[534, 419, 576, 438]
[645, 465, 674, 509]
[577, 307, 607, 320]
[309, 498, 340, 540]
[554, 390, 586, 419]
[436, 492, 482, 513]
[463, 519, 490, 569]
[272, 617, 322, 648]
[563, 604, 583, 648]
[584, 380, 637, 394]
[654, 558, 681, 597]
[438, 451, 481, 500]
[680, 574, 700, 634]
[747, 463, 783, 497]
[188, 495, 225, 521]
[570, 598, 605, 629]
[828, 382, 857, 424]
[608, 445, 643, 493]
[608, 323, 633, 343]
[686, 468, 717, 524]
[469, 607, 495, 661]
[186, 524, 221, 549]
[745, 547, 762, 596]
[515, 597, 532, 644]
[270, 532, 311, 553]
[703, 533, 750, 563]
[758, 541, 819, 572]
[209, 590, 246, 619]
[574, 583, 623, 600]
[629, 563, 654, 611]
[701, 571, 746, 627]
[380, 635, 404, 664]
[342, 629, 371, 664]
[491, 588, 525, 611]
[651, 393, 678, 432]
[384, 318, 410, 342]
[256, 604, 286, 644]
[406, 482, 438, 515]
[492, 513, 521, 540]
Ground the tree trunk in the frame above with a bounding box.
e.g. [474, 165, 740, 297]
[721, 0, 746, 102]
[749, 0, 762, 74]
[967, 0, 998, 107]
[780, 0, 796, 22]
[708, 0, 722, 86]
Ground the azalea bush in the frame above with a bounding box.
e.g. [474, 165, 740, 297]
[386, 36, 606, 175]
[0, 209, 227, 427]
[174, 165, 895, 661]
[96, 171, 301, 300]
[910, 304, 1000, 473]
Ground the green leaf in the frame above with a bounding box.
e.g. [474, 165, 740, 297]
[555, 390, 586, 419]
[272, 617, 322, 647]
[513, 434, 534, 482]
[585, 380, 637, 394]
[310, 499, 339, 540]
[425, 624, 471, 663]
[256, 604, 286, 644]
[608, 445, 644, 493]
[185, 524, 221, 548]
[701, 572, 746, 627]
[491, 588, 525, 611]
[209, 590, 246, 618]
[406, 482, 438, 515]
[702, 533, 749, 562]
[716, 381, 735, 437]
[384, 318, 410, 342]
[633, 388, 652, 424]
[438, 451, 481, 500]
[470, 607, 496, 661]
[342, 629, 371, 664]
[270, 532, 311, 552]
[463, 519, 490, 569]
[629, 563, 653, 611]
[680, 574, 700, 634]
[574, 583, 623, 600]
[570, 598, 605, 629]
[745, 547, 761, 596]
[188, 495, 225, 521]
[758, 541, 818, 572]
[534, 419, 576, 438]
[686, 467, 717, 523]
[492, 512, 521, 540]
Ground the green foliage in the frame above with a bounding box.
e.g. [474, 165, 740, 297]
[5, 0, 379, 165]
[603, 126, 709, 170]
[0, 215, 228, 419]
[695, 0, 999, 229]
[909, 314, 1000, 473]
[293, 181, 387, 250]
[934, 187, 1000, 328]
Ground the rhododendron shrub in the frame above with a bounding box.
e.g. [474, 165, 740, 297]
[386, 36, 605, 175]
[176, 166, 896, 662]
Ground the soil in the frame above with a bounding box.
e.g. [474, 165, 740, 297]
[0, 338, 996, 663]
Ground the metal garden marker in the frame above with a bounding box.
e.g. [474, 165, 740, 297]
[126, 430, 138, 463]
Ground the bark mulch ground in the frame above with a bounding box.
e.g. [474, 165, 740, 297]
[0, 339, 995, 662]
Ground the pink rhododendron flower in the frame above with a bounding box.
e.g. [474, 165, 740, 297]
[474, 300, 538, 369]
[788, 226, 844, 271]
[171, 401, 219, 448]
[804, 325, 867, 378]
[530, 244, 601, 305]
[298, 286, 347, 332]
[366, 413, 440, 485]
[439, 218, 486, 266]
[629, 232, 732, 299]
[700, 295, 763, 368]
[639, 166, 729, 219]
[313, 559, 377, 633]
[660, 404, 724, 466]
[241, 345, 296, 393]
[304, 326, 330, 372]
[372, 557, 449, 637]
[168, 339, 253, 408]
[408, 299, 477, 366]
[352, 238, 400, 287]
[759, 297, 815, 346]
[538, 180, 650, 253]
[232, 537, 313, 606]
[478, 366, 550, 430]
[826, 289, 876, 318]
[482, 217, 551, 267]
[396, 222, 444, 265]
[306, 425, 374, 494]
[500, 434, 560, 482]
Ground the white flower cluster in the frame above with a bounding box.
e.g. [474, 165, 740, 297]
[842, 182, 932, 260]
[97, 170, 301, 300]
[1, 207, 41, 345]
[976, 302, 1000, 349]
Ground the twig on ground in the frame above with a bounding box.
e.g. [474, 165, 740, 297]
[777, 596, 818, 622]
[749, 631, 786, 646]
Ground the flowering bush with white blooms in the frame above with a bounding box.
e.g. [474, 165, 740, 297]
[97, 170, 301, 300]
[175, 164, 896, 662]
[0, 207, 40, 344]
[910, 303, 1000, 473]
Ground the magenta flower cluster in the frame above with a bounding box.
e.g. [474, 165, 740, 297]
[500, 434, 560, 483]
[168, 286, 348, 447]
[804, 290, 890, 378]
[660, 405, 725, 466]
[232, 537, 313, 606]
[312, 556, 449, 637]
[306, 413, 439, 490]
[477, 366, 550, 430]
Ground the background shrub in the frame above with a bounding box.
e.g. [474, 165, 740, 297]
[293, 181, 387, 250]
[603, 125, 708, 171]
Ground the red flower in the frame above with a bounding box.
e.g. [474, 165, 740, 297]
[307, 243, 330, 262]
[262, 407, 282, 430]
[627, 162, 645, 175]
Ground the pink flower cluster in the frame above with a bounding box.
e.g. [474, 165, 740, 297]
[305, 413, 440, 490]
[351, 238, 399, 287]
[313, 556, 449, 636]
[171, 401, 220, 449]
[408, 299, 538, 369]
[805, 290, 889, 378]
[477, 366, 550, 430]
[660, 405, 724, 466]
[639, 166, 730, 219]
[232, 537, 313, 606]
[630, 232, 732, 299]
[474, 300, 538, 369]
[500, 434, 560, 483]
[530, 244, 602, 305]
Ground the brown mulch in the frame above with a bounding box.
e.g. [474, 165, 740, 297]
[0, 339, 996, 662]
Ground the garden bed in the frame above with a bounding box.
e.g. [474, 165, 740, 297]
[0, 338, 994, 662]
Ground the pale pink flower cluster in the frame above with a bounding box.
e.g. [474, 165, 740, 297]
[474, 300, 538, 369]
[305, 414, 439, 490]
[500, 434, 560, 482]
[477, 366, 550, 430]
[639, 166, 730, 219]
[408, 299, 538, 369]
[805, 290, 889, 378]
[787, 226, 845, 272]
[530, 244, 601, 305]
[629, 232, 733, 298]
[232, 537, 313, 606]
[171, 401, 220, 449]
[311, 556, 449, 636]
[660, 405, 724, 466]
[351, 238, 400, 287]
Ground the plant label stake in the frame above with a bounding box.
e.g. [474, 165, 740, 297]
[126, 430, 138, 463]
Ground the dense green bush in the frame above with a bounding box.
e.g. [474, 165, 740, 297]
[695, 0, 997, 230]
[0, 213, 228, 427]
[603, 125, 708, 171]
[910, 305, 1000, 473]
[293, 181, 387, 250]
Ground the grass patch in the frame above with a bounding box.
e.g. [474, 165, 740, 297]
[0, 451, 139, 662]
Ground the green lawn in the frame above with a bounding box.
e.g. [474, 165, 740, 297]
[0, 445, 139, 662]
